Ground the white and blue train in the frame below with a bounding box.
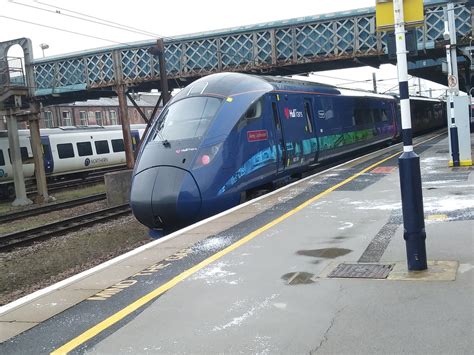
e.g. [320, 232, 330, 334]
[0, 125, 146, 198]
[130, 72, 445, 233]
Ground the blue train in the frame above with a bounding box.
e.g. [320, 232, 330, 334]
[131, 72, 445, 232]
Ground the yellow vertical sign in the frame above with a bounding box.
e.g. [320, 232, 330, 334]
[376, 0, 424, 30]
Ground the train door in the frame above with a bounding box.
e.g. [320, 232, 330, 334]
[304, 98, 319, 164]
[313, 95, 339, 160]
[277, 95, 311, 169]
[131, 130, 140, 151]
[270, 95, 286, 173]
[41, 136, 54, 174]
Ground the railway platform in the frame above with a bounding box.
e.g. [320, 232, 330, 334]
[0, 131, 473, 354]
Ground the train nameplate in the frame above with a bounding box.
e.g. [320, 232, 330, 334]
[247, 130, 268, 142]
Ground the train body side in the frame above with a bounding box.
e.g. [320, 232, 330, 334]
[0, 125, 146, 197]
[131, 73, 399, 231]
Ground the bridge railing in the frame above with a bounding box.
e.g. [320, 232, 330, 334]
[33, 0, 472, 96]
[0, 57, 26, 90]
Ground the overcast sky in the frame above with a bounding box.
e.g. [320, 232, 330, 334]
[0, 0, 449, 96]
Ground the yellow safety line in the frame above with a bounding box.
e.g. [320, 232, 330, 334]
[51, 134, 442, 354]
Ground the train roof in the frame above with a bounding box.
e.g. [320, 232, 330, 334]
[389, 94, 445, 103]
[174, 72, 398, 102]
[258, 75, 338, 91]
[0, 124, 146, 138]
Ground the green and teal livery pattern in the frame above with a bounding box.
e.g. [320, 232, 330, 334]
[218, 128, 377, 195]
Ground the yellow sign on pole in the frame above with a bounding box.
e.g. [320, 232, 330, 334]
[376, 0, 424, 30]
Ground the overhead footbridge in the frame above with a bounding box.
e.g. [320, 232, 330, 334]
[17, 0, 471, 105]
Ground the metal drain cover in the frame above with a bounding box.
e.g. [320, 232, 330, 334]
[328, 263, 394, 279]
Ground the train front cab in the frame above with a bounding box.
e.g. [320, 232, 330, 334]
[130, 73, 277, 231]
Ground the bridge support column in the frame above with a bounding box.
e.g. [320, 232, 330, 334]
[115, 85, 134, 169]
[29, 103, 50, 203]
[7, 110, 32, 206]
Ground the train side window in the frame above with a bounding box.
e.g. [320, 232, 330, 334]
[354, 108, 373, 126]
[57, 143, 75, 159]
[7, 147, 31, 163]
[112, 139, 125, 152]
[271, 102, 280, 130]
[0, 149, 4, 166]
[304, 100, 313, 133]
[95, 140, 110, 154]
[315, 97, 334, 120]
[77, 142, 93, 157]
[373, 109, 381, 123]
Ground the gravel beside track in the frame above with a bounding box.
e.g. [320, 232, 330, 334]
[0, 215, 150, 306]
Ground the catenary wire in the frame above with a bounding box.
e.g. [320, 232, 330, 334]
[34, 0, 170, 39]
[0, 15, 145, 47]
[9, 0, 171, 40]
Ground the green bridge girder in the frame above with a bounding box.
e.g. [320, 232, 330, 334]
[7, 0, 474, 104]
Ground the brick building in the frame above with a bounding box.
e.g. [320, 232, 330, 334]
[0, 93, 160, 129]
[40, 93, 161, 128]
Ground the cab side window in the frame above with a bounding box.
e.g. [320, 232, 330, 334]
[236, 99, 263, 131]
[244, 100, 262, 121]
[0, 149, 5, 166]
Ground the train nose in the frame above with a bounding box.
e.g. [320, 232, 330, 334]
[130, 166, 201, 230]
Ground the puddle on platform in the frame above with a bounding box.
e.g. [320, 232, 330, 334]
[297, 248, 352, 258]
[281, 272, 316, 285]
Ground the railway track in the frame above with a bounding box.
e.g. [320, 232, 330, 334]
[1, 166, 126, 202]
[26, 175, 105, 196]
[0, 204, 130, 251]
[0, 193, 107, 224]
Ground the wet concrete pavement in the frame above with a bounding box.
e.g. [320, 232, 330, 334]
[1, 133, 473, 354]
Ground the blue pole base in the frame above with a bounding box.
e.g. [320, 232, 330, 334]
[450, 126, 460, 167]
[399, 151, 428, 271]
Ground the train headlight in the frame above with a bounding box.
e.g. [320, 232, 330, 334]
[194, 142, 222, 168]
[201, 155, 211, 165]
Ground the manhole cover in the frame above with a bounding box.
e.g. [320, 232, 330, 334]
[328, 263, 394, 279]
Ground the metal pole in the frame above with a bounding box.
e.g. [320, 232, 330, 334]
[444, 2, 460, 167]
[116, 84, 134, 169]
[156, 38, 170, 105]
[393, 0, 427, 271]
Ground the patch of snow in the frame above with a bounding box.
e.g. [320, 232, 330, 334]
[338, 222, 354, 230]
[212, 294, 278, 331]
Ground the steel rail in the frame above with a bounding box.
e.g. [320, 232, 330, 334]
[0, 193, 107, 224]
[0, 204, 130, 251]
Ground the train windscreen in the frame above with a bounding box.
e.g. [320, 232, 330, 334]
[151, 96, 222, 142]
